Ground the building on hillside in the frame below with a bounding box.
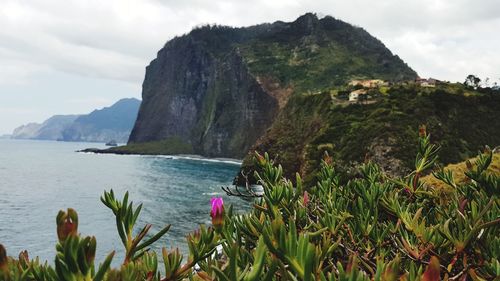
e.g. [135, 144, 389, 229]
[349, 79, 387, 88]
[416, 77, 440, 87]
[349, 89, 367, 102]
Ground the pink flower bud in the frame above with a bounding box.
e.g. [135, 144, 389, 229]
[465, 160, 473, 170]
[18, 250, 29, 266]
[418, 125, 427, 137]
[422, 256, 440, 281]
[458, 198, 468, 214]
[303, 191, 310, 206]
[56, 208, 78, 242]
[255, 152, 266, 166]
[210, 197, 225, 228]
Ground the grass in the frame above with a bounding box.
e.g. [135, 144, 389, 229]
[238, 37, 416, 94]
[422, 152, 500, 191]
[108, 137, 194, 155]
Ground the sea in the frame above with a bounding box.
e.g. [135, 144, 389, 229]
[0, 139, 251, 264]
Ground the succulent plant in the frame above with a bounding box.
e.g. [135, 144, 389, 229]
[0, 128, 498, 280]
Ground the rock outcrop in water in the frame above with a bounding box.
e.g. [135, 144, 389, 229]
[128, 13, 417, 158]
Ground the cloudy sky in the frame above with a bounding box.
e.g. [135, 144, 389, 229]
[1, 0, 499, 134]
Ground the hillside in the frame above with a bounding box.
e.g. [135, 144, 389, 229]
[11, 98, 140, 143]
[422, 150, 500, 191]
[11, 115, 80, 140]
[99, 13, 500, 185]
[237, 83, 500, 184]
[61, 98, 140, 143]
[127, 13, 417, 157]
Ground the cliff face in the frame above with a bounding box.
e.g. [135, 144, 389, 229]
[12, 98, 140, 143]
[62, 98, 140, 143]
[12, 115, 80, 140]
[128, 13, 417, 158]
[128, 35, 279, 157]
[12, 123, 43, 139]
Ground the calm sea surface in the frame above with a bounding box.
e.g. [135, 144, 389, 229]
[0, 139, 250, 264]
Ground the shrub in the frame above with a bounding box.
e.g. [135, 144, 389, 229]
[1, 127, 499, 280]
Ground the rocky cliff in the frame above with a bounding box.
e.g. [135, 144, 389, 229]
[12, 115, 80, 140]
[129, 38, 278, 157]
[128, 13, 417, 158]
[62, 98, 140, 143]
[12, 98, 140, 143]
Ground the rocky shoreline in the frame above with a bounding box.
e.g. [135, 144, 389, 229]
[77, 147, 141, 155]
[77, 147, 243, 164]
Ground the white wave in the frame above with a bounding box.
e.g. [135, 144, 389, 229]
[202, 192, 223, 196]
[168, 154, 242, 165]
[79, 150, 242, 165]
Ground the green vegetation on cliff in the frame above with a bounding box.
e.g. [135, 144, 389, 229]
[108, 138, 194, 155]
[239, 14, 416, 93]
[239, 83, 500, 184]
[128, 13, 417, 158]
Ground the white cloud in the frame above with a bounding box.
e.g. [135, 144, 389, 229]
[1, 0, 498, 83]
[0, 0, 499, 133]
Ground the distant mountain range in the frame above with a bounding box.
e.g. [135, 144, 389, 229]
[12, 115, 80, 140]
[11, 98, 141, 143]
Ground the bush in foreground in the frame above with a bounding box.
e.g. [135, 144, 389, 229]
[0, 127, 499, 280]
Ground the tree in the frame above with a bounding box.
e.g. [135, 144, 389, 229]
[483, 77, 490, 87]
[464, 74, 481, 88]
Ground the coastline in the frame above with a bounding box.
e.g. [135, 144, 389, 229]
[77, 147, 243, 165]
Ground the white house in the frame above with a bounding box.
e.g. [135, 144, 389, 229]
[349, 79, 387, 88]
[349, 89, 367, 102]
[416, 77, 440, 87]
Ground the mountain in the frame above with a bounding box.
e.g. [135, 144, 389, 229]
[12, 123, 42, 139]
[127, 13, 417, 157]
[87, 13, 500, 185]
[12, 115, 80, 140]
[11, 98, 140, 142]
[61, 98, 141, 143]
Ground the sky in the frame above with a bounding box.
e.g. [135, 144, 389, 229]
[0, 0, 499, 134]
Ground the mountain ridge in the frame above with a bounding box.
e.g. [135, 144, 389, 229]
[11, 98, 140, 143]
[81, 13, 500, 185]
[12, 115, 80, 140]
[128, 13, 417, 158]
[62, 98, 141, 143]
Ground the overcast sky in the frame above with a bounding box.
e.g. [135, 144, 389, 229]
[0, 0, 499, 134]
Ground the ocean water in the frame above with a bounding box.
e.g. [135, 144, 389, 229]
[0, 139, 251, 264]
